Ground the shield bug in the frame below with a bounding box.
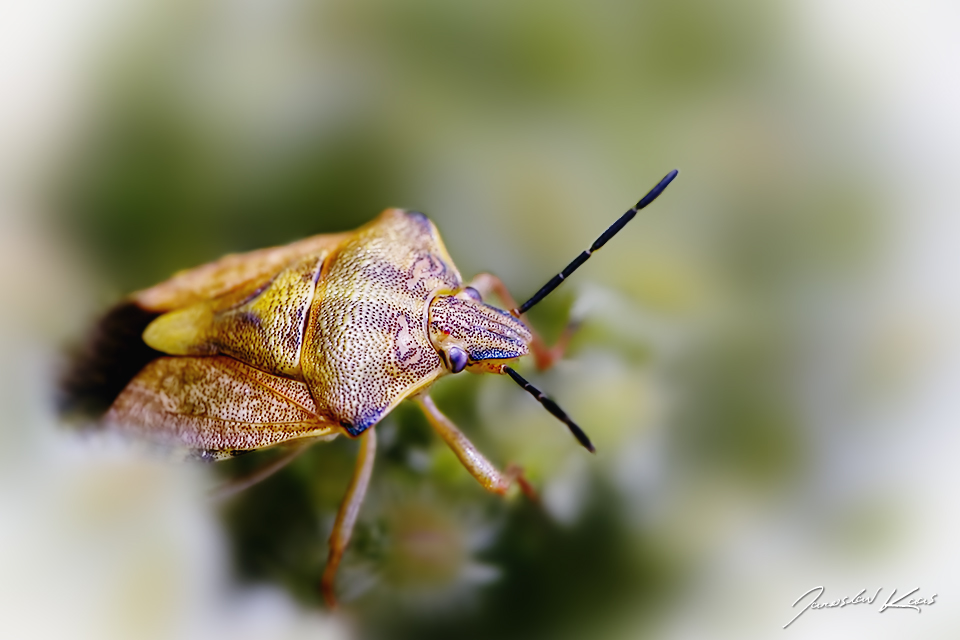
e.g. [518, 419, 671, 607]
[62, 169, 678, 607]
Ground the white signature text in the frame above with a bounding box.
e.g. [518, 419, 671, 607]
[784, 586, 936, 629]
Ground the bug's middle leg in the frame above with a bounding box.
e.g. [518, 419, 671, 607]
[209, 440, 313, 501]
[321, 427, 377, 609]
[415, 394, 535, 500]
[467, 272, 578, 371]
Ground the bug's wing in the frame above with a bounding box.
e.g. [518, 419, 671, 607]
[141, 254, 324, 378]
[106, 356, 339, 457]
[63, 231, 351, 418]
[133, 232, 352, 312]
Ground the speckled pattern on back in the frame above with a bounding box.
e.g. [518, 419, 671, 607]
[105, 356, 337, 454]
[144, 254, 325, 378]
[303, 209, 462, 435]
[211, 255, 323, 376]
[134, 232, 350, 312]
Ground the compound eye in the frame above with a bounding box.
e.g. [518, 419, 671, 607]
[462, 286, 482, 302]
[448, 346, 468, 373]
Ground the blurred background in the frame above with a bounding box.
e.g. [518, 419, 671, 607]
[2, 0, 958, 638]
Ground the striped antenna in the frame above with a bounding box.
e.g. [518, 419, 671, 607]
[513, 169, 679, 316]
[503, 365, 595, 453]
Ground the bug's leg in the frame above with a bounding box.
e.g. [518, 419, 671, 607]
[414, 395, 536, 500]
[467, 272, 578, 371]
[528, 320, 579, 372]
[209, 440, 312, 502]
[321, 428, 377, 609]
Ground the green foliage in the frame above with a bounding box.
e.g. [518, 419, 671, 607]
[57, 0, 881, 635]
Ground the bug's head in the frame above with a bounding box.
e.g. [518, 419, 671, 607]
[427, 292, 532, 375]
[427, 169, 679, 454]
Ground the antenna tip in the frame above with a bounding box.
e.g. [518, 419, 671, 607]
[576, 431, 596, 453]
[565, 419, 596, 453]
[635, 168, 680, 210]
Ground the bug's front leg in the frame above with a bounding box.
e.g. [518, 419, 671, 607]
[415, 395, 535, 500]
[467, 273, 578, 371]
[321, 427, 377, 609]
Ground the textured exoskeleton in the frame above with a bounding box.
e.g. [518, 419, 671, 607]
[89, 169, 678, 608]
[109, 209, 532, 452]
[105, 209, 544, 607]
